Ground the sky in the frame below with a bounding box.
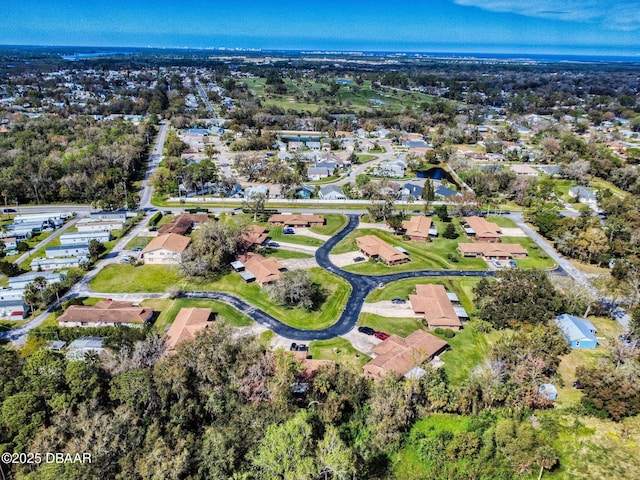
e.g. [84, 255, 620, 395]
[2, 0, 640, 56]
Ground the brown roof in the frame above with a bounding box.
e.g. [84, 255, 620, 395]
[158, 213, 210, 235]
[242, 225, 269, 247]
[165, 307, 212, 351]
[364, 330, 448, 380]
[355, 235, 409, 264]
[402, 216, 432, 238]
[463, 216, 501, 239]
[268, 214, 325, 226]
[57, 301, 152, 325]
[142, 233, 191, 254]
[457, 242, 527, 258]
[409, 284, 461, 329]
[237, 252, 285, 285]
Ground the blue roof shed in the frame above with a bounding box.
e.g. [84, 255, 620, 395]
[555, 314, 598, 349]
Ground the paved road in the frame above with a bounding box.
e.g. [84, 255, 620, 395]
[139, 121, 169, 209]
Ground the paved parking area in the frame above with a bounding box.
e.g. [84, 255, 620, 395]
[330, 251, 366, 267]
[341, 329, 381, 356]
[360, 301, 414, 317]
[501, 227, 527, 237]
[279, 258, 319, 270]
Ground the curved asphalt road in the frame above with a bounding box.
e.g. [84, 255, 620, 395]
[183, 214, 494, 340]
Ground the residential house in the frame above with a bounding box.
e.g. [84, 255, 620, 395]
[235, 252, 286, 286]
[66, 337, 106, 360]
[307, 167, 332, 181]
[555, 314, 598, 349]
[434, 185, 460, 199]
[60, 231, 111, 245]
[57, 300, 153, 328]
[363, 330, 448, 381]
[374, 160, 407, 178]
[288, 141, 304, 152]
[409, 284, 462, 330]
[244, 185, 269, 198]
[158, 213, 210, 236]
[319, 185, 346, 200]
[306, 141, 322, 151]
[30, 256, 88, 271]
[355, 235, 409, 266]
[165, 307, 214, 352]
[45, 245, 89, 258]
[76, 219, 124, 233]
[89, 211, 128, 222]
[295, 185, 315, 200]
[242, 225, 269, 248]
[1, 237, 17, 251]
[510, 164, 539, 176]
[402, 216, 436, 241]
[0, 298, 29, 320]
[9, 271, 65, 290]
[268, 214, 325, 227]
[463, 216, 502, 242]
[142, 233, 191, 265]
[457, 243, 527, 260]
[399, 182, 423, 201]
[568, 186, 598, 207]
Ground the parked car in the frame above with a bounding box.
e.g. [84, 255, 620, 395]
[290, 342, 297, 351]
[2, 208, 16, 213]
[353, 256, 365, 262]
[148, 226, 158, 232]
[391, 298, 406, 304]
[358, 326, 375, 335]
[491, 259, 502, 268]
[508, 260, 517, 268]
[267, 241, 279, 247]
[283, 227, 295, 234]
[132, 247, 143, 252]
[374, 331, 390, 340]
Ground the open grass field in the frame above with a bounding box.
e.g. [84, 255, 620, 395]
[261, 225, 325, 247]
[333, 224, 487, 274]
[186, 267, 351, 330]
[89, 264, 182, 293]
[309, 338, 370, 369]
[241, 77, 438, 114]
[485, 215, 518, 228]
[124, 236, 152, 250]
[308, 214, 347, 236]
[142, 297, 253, 334]
[501, 236, 556, 269]
[257, 247, 313, 259]
[358, 313, 424, 338]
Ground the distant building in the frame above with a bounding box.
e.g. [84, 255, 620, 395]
[463, 216, 502, 242]
[158, 213, 210, 236]
[268, 214, 325, 227]
[8, 271, 65, 290]
[66, 337, 106, 360]
[409, 284, 462, 331]
[0, 299, 29, 320]
[568, 186, 597, 206]
[241, 225, 269, 248]
[45, 244, 89, 258]
[402, 216, 436, 241]
[60, 231, 110, 245]
[30, 256, 87, 271]
[142, 233, 191, 265]
[457, 243, 527, 260]
[319, 185, 346, 200]
[76, 219, 124, 233]
[355, 235, 409, 266]
[555, 314, 598, 349]
[57, 300, 153, 328]
[374, 160, 406, 178]
[363, 330, 448, 381]
[164, 307, 214, 352]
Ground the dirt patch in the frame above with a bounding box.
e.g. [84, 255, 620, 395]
[500, 227, 527, 237]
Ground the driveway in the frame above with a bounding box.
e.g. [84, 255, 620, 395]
[360, 301, 414, 317]
[279, 258, 318, 270]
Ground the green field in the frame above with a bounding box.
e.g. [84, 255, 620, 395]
[90, 264, 182, 293]
[263, 225, 324, 246]
[308, 214, 347, 236]
[333, 224, 488, 274]
[358, 313, 424, 337]
[142, 297, 253, 333]
[124, 236, 153, 250]
[309, 338, 370, 369]
[186, 267, 351, 330]
[501, 236, 556, 269]
[257, 248, 313, 259]
[240, 78, 439, 114]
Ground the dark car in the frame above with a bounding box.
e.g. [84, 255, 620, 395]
[3, 208, 16, 213]
[148, 226, 158, 232]
[283, 227, 295, 234]
[267, 241, 280, 247]
[297, 344, 308, 352]
[391, 298, 406, 304]
[374, 331, 390, 340]
[353, 256, 365, 262]
[290, 342, 297, 351]
[358, 326, 375, 335]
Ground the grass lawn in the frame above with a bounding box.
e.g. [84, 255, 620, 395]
[485, 215, 518, 228]
[90, 264, 182, 293]
[124, 236, 152, 250]
[265, 225, 324, 247]
[358, 313, 424, 337]
[356, 154, 377, 163]
[501, 236, 556, 269]
[309, 338, 370, 369]
[308, 214, 347, 236]
[156, 214, 174, 227]
[257, 247, 313, 259]
[143, 297, 253, 334]
[186, 267, 351, 330]
[334, 225, 487, 274]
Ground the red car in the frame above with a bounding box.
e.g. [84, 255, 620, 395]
[374, 331, 390, 340]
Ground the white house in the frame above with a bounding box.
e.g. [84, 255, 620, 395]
[568, 186, 597, 207]
[8, 271, 65, 290]
[60, 231, 110, 245]
[45, 245, 90, 258]
[319, 185, 347, 200]
[374, 160, 407, 178]
[0, 299, 29, 320]
[31, 256, 88, 271]
[76, 219, 124, 233]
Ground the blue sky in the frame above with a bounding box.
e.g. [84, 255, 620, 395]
[2, 0, 640, 56]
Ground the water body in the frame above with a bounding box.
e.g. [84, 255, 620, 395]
[61, 51, 133, 60]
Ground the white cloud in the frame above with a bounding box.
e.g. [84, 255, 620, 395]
[453, 0, 640, 30]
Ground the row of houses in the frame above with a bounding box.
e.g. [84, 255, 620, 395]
[0, 272, 66, 320]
